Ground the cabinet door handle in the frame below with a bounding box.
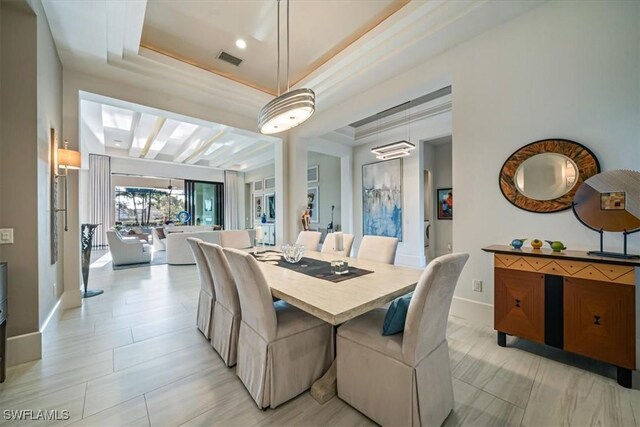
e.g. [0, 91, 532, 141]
[594, 315, 601, 325]
[514, 299, 521, 308]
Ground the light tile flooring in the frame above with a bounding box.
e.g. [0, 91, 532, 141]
[1, 255, 639, 426]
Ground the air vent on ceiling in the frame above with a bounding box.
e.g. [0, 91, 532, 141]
[218, 50, 243, 66]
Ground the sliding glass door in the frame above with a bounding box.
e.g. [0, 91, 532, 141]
[185, 180, 224, 227]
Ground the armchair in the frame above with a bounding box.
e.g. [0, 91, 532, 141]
[106, 230, 152, 267]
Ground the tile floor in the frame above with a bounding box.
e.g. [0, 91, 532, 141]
[1, 254, 639, 426]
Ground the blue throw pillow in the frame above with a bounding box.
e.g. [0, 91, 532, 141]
[382, 293, 413, 336]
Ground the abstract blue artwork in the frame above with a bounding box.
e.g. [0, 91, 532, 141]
[362, 158, 403, 240]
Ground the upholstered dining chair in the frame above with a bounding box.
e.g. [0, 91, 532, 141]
[223, 248, 333, 409]
[219, 230, 252, 249]
[199, 242, 241, 367]
[321, 233, 355, 257]
[186, 237, 215, 339]
[357, 235, 399, 264]
[337, 252, 469, 427]
[295, 231, 322, 252]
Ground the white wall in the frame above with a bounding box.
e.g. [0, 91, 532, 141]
[352, 110, 452, 268]
[243, 163, 275, 228]
[307, 152, 341, 231]
[432, 142, 452, 257]
[328, 1, 639, 325]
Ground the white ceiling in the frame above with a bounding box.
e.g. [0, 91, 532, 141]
[81, 96, 276, 171]
[141, 0, 406, 94]
[42, 0, 542, 139]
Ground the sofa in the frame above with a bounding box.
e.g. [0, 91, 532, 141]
[166, 229, 256, 265]
[154, 225, 220, 252]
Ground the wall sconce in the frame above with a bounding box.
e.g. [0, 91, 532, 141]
[55, 140, 81, 231]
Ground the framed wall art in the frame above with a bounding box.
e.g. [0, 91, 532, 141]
[362, 159, 402, 240]
[437, 188, 453, 220]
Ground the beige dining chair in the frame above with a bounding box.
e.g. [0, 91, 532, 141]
[223, 248, 333, 409]
[337, 252, 469, 426]
[321, 233, 355, 257]
[219, 230, 252, 249]
[186, 237, 215, 339]
[357, 235, 398, 264]
[199, 242, 241, 367]
[295, 231, 322, 251]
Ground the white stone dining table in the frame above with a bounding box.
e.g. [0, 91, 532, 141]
[254, 249, 423, 325]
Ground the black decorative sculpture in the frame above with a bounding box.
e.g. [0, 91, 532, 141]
[81, 223, 103, 298]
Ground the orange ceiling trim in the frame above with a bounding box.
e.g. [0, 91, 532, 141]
[140, 42, 278, 96]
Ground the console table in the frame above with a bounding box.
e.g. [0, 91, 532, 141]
[482, 245, 639, 388]
[0, 263, 7, 383]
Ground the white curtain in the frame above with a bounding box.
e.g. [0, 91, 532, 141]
[89, 154, 111, 247]
[224, 170, 239, 230]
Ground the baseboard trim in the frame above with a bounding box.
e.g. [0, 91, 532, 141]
[7, 331, 42, 367]
[40, 297, 64, 334]
[62, 288, 82, 310]
[450, 296, 493, 326]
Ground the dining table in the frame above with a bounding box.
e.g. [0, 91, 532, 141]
[251, 248, 424, 403]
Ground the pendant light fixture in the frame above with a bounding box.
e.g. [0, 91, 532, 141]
[371, 106, 415, 160]
[258, 0, 315, 135]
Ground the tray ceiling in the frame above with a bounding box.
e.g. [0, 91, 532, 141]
[140, 0, 408, 94]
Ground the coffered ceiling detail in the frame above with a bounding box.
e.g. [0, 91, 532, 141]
[81, 98, 276, 171]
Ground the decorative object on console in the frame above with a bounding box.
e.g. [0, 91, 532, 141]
[81, 223, 104, 298]
[530, 239, 543, 249]
[510, 238, 527, 249]
[258, 0, 315, 134]
[545, 240, 567, 252]
[483, 244, 639, 388]
[499, 139, 600, 213]
[572, 169, 640, 259]
[437, 188, 453, 220]
[363, 159, 403, 240]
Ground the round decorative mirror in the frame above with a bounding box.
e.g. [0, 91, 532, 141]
[500, 139, 600, 213]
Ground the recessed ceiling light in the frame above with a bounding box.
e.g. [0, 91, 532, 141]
[235, 39, 247, 49]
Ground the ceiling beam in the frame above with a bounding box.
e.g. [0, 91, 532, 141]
[215, 144, 274, 170]
[183, 130, 226, 164]
[211, 141, 272, 169]
[139, 117, 167, 158]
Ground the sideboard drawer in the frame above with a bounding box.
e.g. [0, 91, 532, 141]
[495, 268, 545, 344]
[564, 277, 636, 369]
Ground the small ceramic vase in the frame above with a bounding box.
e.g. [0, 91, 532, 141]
[510, 238, 527, 249]
[545, 240, 567, 252]
[531, 239, 543, 249]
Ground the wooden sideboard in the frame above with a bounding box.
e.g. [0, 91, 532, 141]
[483, 245, 639, 388]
